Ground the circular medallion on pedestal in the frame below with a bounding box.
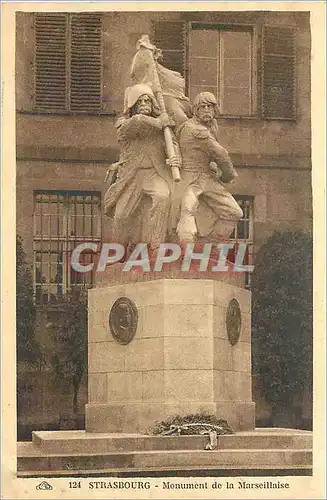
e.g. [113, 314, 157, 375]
[109, 297, 138, 345]
[226, 298, 242, 346]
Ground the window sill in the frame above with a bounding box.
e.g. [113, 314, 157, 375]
[218, 115, 258, 120]
[18, 110, 296, 122]
[218, 114, 296, 122]
[35, 294, 93, 310]
[17, 110, 118, 117]
[262, 116, 297, 122]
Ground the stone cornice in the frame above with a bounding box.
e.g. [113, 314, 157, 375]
[16, 146, 311, 170]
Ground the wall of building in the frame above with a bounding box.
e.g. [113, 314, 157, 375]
[16, 11, 311, 161]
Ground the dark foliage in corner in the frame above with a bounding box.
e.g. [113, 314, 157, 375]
[251, 230, 313, 416]
[51, 290, 88, 415]
[16, 235, 42, 365]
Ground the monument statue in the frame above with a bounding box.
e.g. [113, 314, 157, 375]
[104, 35, 242, 252]
[93, 35, 254, 439]
[104, 83, 181, 251]
[175, 92, 243, 243]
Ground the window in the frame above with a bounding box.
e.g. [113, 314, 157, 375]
[33, 191, 101, 304]
[262, 26, 296, 120]
[230, 197, 254, 289]
[153, 20, 296, 120]
[189, 25, 254, 116]
[34, 13, 102, 112]
[152, 21, 186, 75]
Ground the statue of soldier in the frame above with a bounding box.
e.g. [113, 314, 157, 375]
[175, 92, 243, 243]
[104, 84, 181, 251]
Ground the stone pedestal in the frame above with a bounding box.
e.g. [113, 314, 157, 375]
[86, 279, 255, 433]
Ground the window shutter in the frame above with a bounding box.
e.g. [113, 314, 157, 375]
[70, 13, 102, 112]
[152, 21, 186, 76]
[34, 13, 102, 113]
[35, 14, 67, 111]
[262, 26, 296, 119]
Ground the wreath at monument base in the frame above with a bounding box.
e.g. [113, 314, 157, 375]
[151, 413, 233, 450]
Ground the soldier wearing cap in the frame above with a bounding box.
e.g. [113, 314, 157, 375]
[175, 92, 243, 243]
[104, 84, 181, 250]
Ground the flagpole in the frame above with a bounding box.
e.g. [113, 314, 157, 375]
[138, 45, 181, 183]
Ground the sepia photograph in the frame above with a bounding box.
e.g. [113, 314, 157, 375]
[1, 2, 326, 499]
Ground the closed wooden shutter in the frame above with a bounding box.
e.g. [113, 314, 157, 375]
[34, 13, 102, 112]
[35, 14, 67, 111]
[152, 21, 186, 76]
[262, 26, 296, 119]
[70, 13, 102, 112]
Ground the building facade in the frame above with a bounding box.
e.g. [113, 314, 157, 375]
[16, 10, 312, 436]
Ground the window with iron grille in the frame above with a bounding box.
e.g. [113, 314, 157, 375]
[34, 13, 102, 113]
[33, 191, 101, 304]
[230, 197, 254, 289]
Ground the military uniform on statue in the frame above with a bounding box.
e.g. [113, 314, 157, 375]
[104, 84, 181, 253]
[175, 92, 243, 244]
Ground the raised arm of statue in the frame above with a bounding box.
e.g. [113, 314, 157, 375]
[117, 115, 163, 140]
[196, 130, 237, 184]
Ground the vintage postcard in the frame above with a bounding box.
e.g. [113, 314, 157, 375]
[1, 1, 326, 499]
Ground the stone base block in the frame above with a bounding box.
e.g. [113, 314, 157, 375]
[87, 279, 255, 433]
[86, 401, 255, 434]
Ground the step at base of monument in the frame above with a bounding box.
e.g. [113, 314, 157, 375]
[17, 449, 312, 476]
[18, 429, 312, 477]
[31, 428, 312, 455]
[17, 465, 313, 478]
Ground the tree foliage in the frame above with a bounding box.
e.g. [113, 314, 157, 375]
[251, 230, 313, 411]
[51, 291, 88, 414]
[16, 235, 41, 364]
